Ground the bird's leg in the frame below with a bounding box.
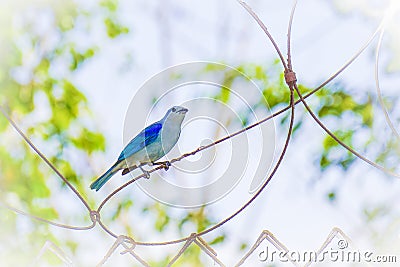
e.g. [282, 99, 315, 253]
[151, 160, 171, 171]
[138, 164, 150, 179]
[122, 165, 137, 176]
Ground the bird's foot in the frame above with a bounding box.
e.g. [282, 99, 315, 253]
[162, 161, 171, 171]
[143, 170, 150, 179]
[151, 160, 171, 171]
[138, 165, 151, 179]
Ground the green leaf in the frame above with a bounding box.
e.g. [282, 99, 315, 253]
[71, 129, 106, 154]
[292, 120, 302, 134]
[240, 243, 248, 251]
[215, 70, 237, 103]
[320, 154, 331, 170]
[104, 17, 129, 38]
[70, 47, 96, 71]
[54, 158, 78, 185]
[327, 191, 336, 202]
[339, 155, 355, 170]
[322, 130, 353, 150]
[255, 65, 267, 81]
[355, 100, 373, 127]
[100, 0, 118, 12]
[111, 199, 133, 220]
[209, 235, 225, 245]
[155, 214, 170, 232]
[151, 203, 170, 232]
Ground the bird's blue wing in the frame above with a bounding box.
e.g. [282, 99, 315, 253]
[118, 122, 162, 161]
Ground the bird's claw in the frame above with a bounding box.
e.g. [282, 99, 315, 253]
[143, 170, 150, 179]
[138, 165, 151, 179]
[162, 161, 171, 170]
[150, 160, 171, 171]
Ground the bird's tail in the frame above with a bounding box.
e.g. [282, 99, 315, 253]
[90, 162, 120, 191]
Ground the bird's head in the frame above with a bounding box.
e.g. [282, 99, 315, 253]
[163, 106, 188, 124]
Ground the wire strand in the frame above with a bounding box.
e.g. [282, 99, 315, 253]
[0, 106, 92, 211]
[0, 1, 395, 265]
[0, 200, 95, 231]
[293, 84, 400, 178]
[237, 0, 288, 70]
[375, 27, 400, 140]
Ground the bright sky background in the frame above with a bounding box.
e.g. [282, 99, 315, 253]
[71, 0, 400, 265]
[2, 0, 400, 266]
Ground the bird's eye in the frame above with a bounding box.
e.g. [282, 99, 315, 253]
[172, 107, 176, 112]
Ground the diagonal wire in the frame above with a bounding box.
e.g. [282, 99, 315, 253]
[32, 240, 74, 267]
[0, 106, 92, 211]
[235, 230, 297, 267]
[287, 0, 298, 70]
[293, 83, 400, 178]
[99, 3, 385, 215]
[96, 0, 298, 247]
[98, 90, 296, 246]
[375, 27, 400, 140]
[285, 0, 400, 177]
[0, 2, 395, 265]
[236, 227, 363, 267]
[166, 234, 226, 266]
[237, 0, 288, 70]
[287, 1, 400, 177]
[0, 0, 385, 237]
[95, 0, 389, 247]
[0, 200, 95, 231]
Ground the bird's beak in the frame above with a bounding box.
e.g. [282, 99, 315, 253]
[178, 107, 188, 114]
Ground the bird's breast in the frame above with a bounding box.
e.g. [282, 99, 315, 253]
[160, 124, 181, 153]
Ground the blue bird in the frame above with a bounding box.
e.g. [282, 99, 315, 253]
[90, 106, 188, 191]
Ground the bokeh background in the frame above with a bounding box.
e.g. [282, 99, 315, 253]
[0, 0, 400, 266]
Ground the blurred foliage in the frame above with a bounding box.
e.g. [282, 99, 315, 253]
[101, 0, 129, 38]
[0, 0, 399, 266]
[0, 0, 122, 265]
[213, 61, 398, 195]
[0, 1, 219, 266]
[104, 17, 130, 38]
[207, 61, 400, 259]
